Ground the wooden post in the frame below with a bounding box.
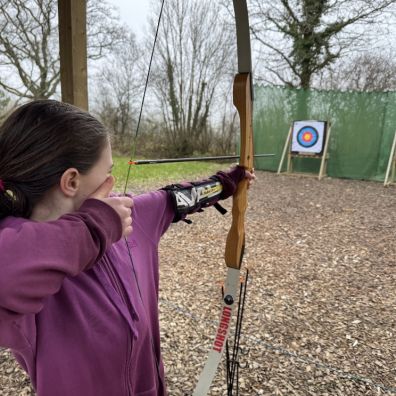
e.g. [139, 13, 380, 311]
[58, 0, 88, 110]
[384, 130, 396, 186]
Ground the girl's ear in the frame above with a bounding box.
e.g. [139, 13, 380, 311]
[59, 168, 81, 197]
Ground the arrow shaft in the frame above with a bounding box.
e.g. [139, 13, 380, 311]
[129, 154, 272, 165]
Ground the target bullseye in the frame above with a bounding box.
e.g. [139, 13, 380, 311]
[303, 132, 312, 141]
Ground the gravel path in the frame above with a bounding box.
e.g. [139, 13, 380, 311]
[1, 172, 395, 395]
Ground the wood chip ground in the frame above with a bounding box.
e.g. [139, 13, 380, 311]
[1, 172, 395, 395]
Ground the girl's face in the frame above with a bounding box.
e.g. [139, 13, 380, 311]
[30, 139, 114, 222]
[74, 139, 114, 207]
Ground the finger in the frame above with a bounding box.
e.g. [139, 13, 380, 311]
[90, 176, 115, 199]
[123, 213, 132, 225]
[245, 171, 256, 180]
[124, 225, 133, 237]
[119, 196, 134, 208]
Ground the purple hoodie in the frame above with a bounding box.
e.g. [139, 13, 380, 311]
[0, 168, 245, 396]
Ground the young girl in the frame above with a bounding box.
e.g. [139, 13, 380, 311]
[0, 100, 253, 396]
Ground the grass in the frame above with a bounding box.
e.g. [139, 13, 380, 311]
[112, 155, 234, 192]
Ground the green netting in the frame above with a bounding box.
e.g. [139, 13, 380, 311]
[253, 86, 396, 181]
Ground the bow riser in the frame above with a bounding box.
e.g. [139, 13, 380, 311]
[225, 73, 254, 269]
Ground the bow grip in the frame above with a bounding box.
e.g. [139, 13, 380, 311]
[225, 73, 253, 269]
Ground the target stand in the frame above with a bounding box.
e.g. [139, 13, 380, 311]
[277, 120, 331, 180]
[384, 130, 396, 186]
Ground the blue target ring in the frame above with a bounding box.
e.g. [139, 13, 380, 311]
[297, 126, 319, 148]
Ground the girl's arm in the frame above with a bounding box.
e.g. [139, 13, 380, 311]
[0, 199, 122, 320]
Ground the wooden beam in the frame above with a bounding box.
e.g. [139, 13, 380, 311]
[58, 0, 88, 110]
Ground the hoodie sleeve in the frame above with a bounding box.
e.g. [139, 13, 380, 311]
[0, 199, 122, 321]
[131, 190, 175, 245]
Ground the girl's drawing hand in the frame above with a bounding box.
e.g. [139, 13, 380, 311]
[90, 176, 133, 237]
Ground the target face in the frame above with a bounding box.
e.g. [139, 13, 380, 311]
[291, 121, 326, 154]
[297, 126, 319, 148]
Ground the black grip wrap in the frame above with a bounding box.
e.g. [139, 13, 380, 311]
[161, 177, 223, 223]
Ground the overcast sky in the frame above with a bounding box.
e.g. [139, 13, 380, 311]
[109, 0, 151, 38]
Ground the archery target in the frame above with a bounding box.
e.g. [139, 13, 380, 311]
[291, 121, 326, 154]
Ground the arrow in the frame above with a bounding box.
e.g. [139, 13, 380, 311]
[128, 153, 273, 165]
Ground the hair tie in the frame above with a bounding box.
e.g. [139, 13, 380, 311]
[0, 179, 4, 192]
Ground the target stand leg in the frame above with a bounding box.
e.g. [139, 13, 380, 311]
[318, 123, 332, 180]
[384, 130, 396, 187]
[278, 125, 293, 174]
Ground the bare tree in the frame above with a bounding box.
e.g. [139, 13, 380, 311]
[86, 1, 127, 61]
[249, 0, 396, 89]
[93, 32, 143, 152]
[148, 0, 235, 156]
[0, 0, 126, 101]
[321, 53, 396, 91]
[0, 90, 10, 120]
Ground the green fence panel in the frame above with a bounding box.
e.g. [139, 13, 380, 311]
[253, 86, 396, 181]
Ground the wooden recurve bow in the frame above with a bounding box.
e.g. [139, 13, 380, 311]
[192, 1, 254, 394]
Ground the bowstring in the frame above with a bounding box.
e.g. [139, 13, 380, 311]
[121, 0, 165, 390]
[123, 0, 166, 195]
[226, 269, 250, 395]
[123, 0, 165, 305]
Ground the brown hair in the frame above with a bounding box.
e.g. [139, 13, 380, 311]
[0, 100, 109, 219]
